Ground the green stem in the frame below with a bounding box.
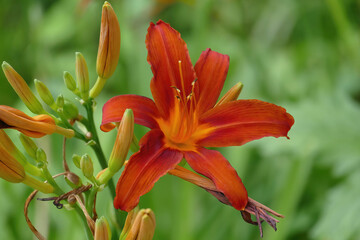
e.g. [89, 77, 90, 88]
[86, 187, 98, 216]
[41, 167, 64, 195]
[74, 205, 94, 240]
[90, 76, 107, 99]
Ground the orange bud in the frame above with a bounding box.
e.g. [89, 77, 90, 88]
[94, 216, 112, 240]
[123, 209, 156, 240]
[0, 105, 74, 138]
[0, 144, 25, 183]
[96, 1, 120, 79]
[215, 82, 243, 107]
[2, 62, 44, 114]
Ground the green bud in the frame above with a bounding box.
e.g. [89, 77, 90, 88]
[34, 79, 55, 107]
[19, 134, 38, 159]
[75, 52, 89, 100]
[35, 148, 47, 164]
[63, 100, 79, 120]
[63, 71, 77, 91]
[56, 94, 65, 108]
[72, 154, 81, 169]
[80, 154, 93, 179]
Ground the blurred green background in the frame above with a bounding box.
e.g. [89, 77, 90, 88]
[1, 0, 360, 239]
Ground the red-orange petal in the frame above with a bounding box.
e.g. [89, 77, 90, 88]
[146, 20, 196, 118]
[184, 148, 248, 210]
[198, 100, 294, 147]
[101, 94, 160, 132]
[114, 129, 183, 211]
[195, 49, 229, 115]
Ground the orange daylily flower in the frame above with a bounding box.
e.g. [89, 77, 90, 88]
[101, 20, 294, 212]
[0, 105, 74, 138]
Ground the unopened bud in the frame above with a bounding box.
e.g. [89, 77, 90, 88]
[19, 134, 38, 159]
[66, 172, 81, 186]
[215, 82, 243, 107]
[0, 144, 25, 183]
[56, 94, 65, 108]
[63, 71, 77, 91]
[123, 209, 156, 240]
[34, 79, 55, 107]
[94, 216, 112, 240]
[75, 52, 89, 100]
[36, 148, 47, 164]
[2, 62, 44, 114]
[80, 154, 93, 179]
[63, 100, 79, 120]
[108, 109, 134, 173]
[72, 154, 81, 169]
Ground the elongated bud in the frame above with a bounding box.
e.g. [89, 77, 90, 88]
[0, 144, 25, 183]
[63, 71, 77, 91]
[94, 216, 112, 240]
[75, 52, 89, 100]
[34, 79, 55, 108]
[19, 134, 38, 159]
[215, 82, 243, 107]
[90, 2, 120, 99]
[124, 209, 156, 240]
[2, 62, 44, 114]
[36, 148, 47, 164]
[22, 174, 54, 193]
[80, 154, 93, 179]
[120, 207, 139, 240]
[108, 109, 133, 173]
[63, 100, 79, 120]
[72, 154, 81, 168]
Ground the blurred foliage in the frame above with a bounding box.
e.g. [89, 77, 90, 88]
[1, 0, 360, 239]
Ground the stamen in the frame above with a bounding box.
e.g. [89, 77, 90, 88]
[178, 61, 187, 101]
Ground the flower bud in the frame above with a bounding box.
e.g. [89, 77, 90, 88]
[80, 154, 94, 179]
[0, 144, 25, 183]
[75, 52, 89, 101]
[123, 209, 156, 240]
[94, 216, 112, 240]
[19, 134, 38, 159]
[2, 62, 44, 114]
[63, 100, 79, 120]
[56, 94, 65, 108]
[96, 1, 120, 79]
[90, 1, 121, 99]
[63, 71, 77, 91]
[34, 79, 55, 108]
[215, 82, 243, 107]
[35, 148, 47, 164]
[72, 154, 81, 169]
[108, 109, 134, 173]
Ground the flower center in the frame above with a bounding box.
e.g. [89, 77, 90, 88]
[157, 61, 201, 150]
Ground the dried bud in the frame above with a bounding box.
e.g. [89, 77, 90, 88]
[96, 1, 120, 79]
[19, 134, 38, 159]
[80, 154, 94, 179]
[108, 109, 134, 173]
[215, 82, 243, 107]
[123, 209, 156, 240]
[63, 71, 77, 91]
[94, 216, 112, 240]
[2, 62, 44, 114]
[75, 52, 89, 100]
[34, 79, 55, 108]
[0, 144, 25, 183]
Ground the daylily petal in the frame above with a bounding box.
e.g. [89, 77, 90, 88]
[114, 129, 183, 211]
[101, 94, 160, 131]
[146, 20, 196, 118]
[198, 100, 294, 147]
[195, 49, 229, 114]
[184, 148, 248, 210]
